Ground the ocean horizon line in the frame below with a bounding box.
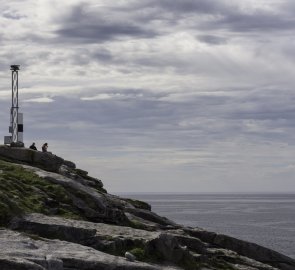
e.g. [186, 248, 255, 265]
[114, 191, 295, 195]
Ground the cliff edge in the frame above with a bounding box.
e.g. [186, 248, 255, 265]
[0, 145, 294, 270]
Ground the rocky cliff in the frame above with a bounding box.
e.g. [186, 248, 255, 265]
[0, 145, 294, 270]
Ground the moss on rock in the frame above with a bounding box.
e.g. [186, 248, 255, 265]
[123, 198, 151, 211]
[0, 160, 82, 225]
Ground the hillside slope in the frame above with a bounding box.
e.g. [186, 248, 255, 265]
[0, 145, 294, 270]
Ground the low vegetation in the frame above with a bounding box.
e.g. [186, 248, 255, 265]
[0, 160, 83, 225]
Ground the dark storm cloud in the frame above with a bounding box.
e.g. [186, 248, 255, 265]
[57, 23, 156, 43]
[16, 0, 295, 50]
[55, 4, 157, 43]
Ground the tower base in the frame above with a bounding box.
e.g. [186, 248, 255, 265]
[10, 142, 25, 148]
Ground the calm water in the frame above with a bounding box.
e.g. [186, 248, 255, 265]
[119, 193, 295, 259]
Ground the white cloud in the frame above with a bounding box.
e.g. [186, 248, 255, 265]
[24, 97, 54, 103]
[81, 93, 113, 101]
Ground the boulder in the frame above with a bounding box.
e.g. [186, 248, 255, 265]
[167, 231, 208, 254]
[146, 233, 198, 269]
[147, 233, 185, 263]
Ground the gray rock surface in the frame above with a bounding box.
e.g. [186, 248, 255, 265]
[21, 164, 127, 224]
[125, 207, 177, 227]
[0, 146, 64, 172]
[0, 229, 180, 270]
[10, 213, 160, 245]
[185, 228, 295, 270]
[0, 150, 294, 270]
[9, 213, 284, 270]
[125, 251, 137, 262]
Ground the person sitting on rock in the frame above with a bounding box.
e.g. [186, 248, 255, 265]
[42, 143, 48, 152]
[29, 142, 37, 151]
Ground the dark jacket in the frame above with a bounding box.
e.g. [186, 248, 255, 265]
[29, 145, 37, 151]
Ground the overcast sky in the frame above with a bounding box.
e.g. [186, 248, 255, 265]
[0, 0, 295, 193]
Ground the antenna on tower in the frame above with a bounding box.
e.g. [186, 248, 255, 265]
[4, 65, 24, 147]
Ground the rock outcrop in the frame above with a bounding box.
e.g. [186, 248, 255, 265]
[0, 145, 65, 172]
[0, 145, 294, 270]
[0, 229, 179, 270]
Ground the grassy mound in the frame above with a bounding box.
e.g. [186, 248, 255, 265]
[0, 160, 83, 225]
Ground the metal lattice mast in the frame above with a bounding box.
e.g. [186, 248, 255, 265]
[10, 65, 20, 143]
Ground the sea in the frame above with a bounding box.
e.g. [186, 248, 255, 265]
[118, 193, 295, 259]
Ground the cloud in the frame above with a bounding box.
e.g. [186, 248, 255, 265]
[0, 0, 295, 192]
[81, 91, 146, 101]
[212, 12, 295, 33]
[56, 23, 156, 43]
[24, 97, 54, 103]
[54, 3, 158, 44]
[197, 35, 228, 45]
[132, 0, 295, 35]
[146, 0, 229, 14]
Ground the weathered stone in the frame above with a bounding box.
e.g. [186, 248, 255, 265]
[10, 213, 161, 254]
[185, 228, 295, 270]
[125, 207, 178, 227]
[0, 257, 45, 270]
[146, 233, 190, 264]
[125, 251, 137, 262]
[122, 198, 152, 211]
[58, 166, 105, 192]
[0, 229, 180, 270]
[46, 255, 63, 270]
[0, 145, 64, 172]
[10, 215, 97, 244]
[205, 248, 279, 270]
[22, 165, 127, 224]
[125, 212, 160, 231]
[168, 232, 208, 254]
[63, 160, 76, 169]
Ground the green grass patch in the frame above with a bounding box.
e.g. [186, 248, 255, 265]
[128, 219, 151, 231]
[0, 160, 83, 225]
[129, 247, 146, 261]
